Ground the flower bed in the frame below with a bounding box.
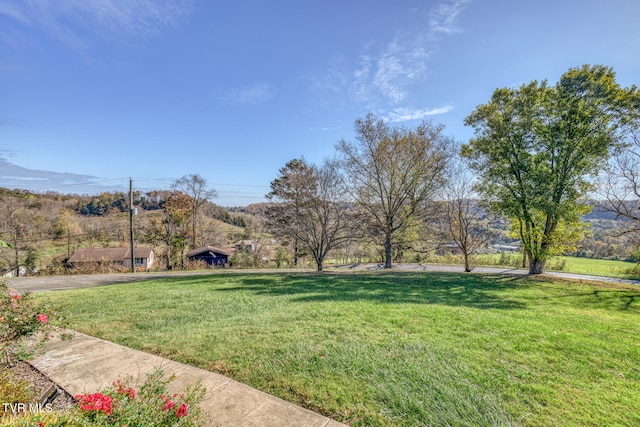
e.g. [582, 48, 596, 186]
[1, 282, 207, 426]
[3, 368, 207, 426]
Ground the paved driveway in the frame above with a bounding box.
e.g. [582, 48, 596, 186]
[6, 271, 219, 293]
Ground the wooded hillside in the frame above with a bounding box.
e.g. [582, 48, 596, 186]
[0, 186, 636, 277]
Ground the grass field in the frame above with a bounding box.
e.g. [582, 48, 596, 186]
[39, 272, 640, 426]
[429, 253, 640, 279]
[546, 256, 640, 278]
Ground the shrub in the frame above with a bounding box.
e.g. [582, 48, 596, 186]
[4, 368, 207, 426]
[72, 368, 206, 426]
[0, 281, 58, 367]
[0, 369, 37, 415]
[230, 251, 263, 268]
[185, 259, 211, 271]
[548, 258, 567, 271]
[624, 263, 640, 276]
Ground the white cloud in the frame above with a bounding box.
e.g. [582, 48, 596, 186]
[0, 153, 125, 194]
[373, 40, 430, 104]
[383, 105, 454, 122]
[344, 0, 471, 106]
[0, 0, 194, 51]
[429, 0, 471, 35]
[218, 84, 275, 107]
[72, 0, 194, 39]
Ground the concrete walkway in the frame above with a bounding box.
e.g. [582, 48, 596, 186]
[31, 331, 347, 427]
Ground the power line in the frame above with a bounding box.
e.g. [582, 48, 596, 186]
[27, 175, 270, 189]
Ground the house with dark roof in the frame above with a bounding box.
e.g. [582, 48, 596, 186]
[68, 247, 154, 270]
[186, 246, 232, 266]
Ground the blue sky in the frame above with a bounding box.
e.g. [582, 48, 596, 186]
[1, 0, 639, 206]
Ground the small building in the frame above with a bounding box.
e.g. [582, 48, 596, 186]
[69, 247, 154, 270]
[235, 240, 256, 252]
[186, 246, 231, 266]
[491, 241, 521, 253]
[436, 243, 462, 256]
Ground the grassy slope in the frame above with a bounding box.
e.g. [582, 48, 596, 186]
[39, 273, 640, 426]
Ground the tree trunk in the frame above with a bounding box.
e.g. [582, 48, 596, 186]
[529, 258, 546, 274]
[463, 252, 472, 272]
[317, 262, 323, 272]
[192, 215, 197, 248]
[384, 233, 393, 269]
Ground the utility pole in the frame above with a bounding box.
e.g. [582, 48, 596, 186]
[129, 177, 135, 273]
[13, 231, 19, 277]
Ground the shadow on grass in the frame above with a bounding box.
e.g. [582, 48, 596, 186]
[537, 289, 640, 313]
[211, 272, 530, 310]
[146, 271, 640, 312]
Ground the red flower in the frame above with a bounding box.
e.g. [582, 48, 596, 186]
[163, 399, 175, 411]
[125, 387, 135, 399]
[113, 380, 136, 399]
[176, 403, 188, 418]
[37, 313, 48, 323]
[75, 393, 113, 414]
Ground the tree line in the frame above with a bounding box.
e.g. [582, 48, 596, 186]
[265, 65, 640, 274]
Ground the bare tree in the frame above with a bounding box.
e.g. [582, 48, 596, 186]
[602, 130, 640, 233]
[266, 158, 355, 271]
[336, 113, 454, 268]
[171, 174, 217, 248]
[441, 167, 494, 272]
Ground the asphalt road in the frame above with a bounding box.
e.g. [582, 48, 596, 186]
[5, 264, 639, 293]
[5, 270, 221, 293]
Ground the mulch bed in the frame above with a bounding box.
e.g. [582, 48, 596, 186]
[7, 361, 76, 411]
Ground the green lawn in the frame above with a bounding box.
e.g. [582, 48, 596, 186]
[546, 256, 640, 278]
[450, 253, 640, 279]
[39, 273, 640, 426]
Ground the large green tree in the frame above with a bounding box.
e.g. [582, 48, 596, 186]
[463, 65, 640, 274]
[336, 113, 453, 268]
